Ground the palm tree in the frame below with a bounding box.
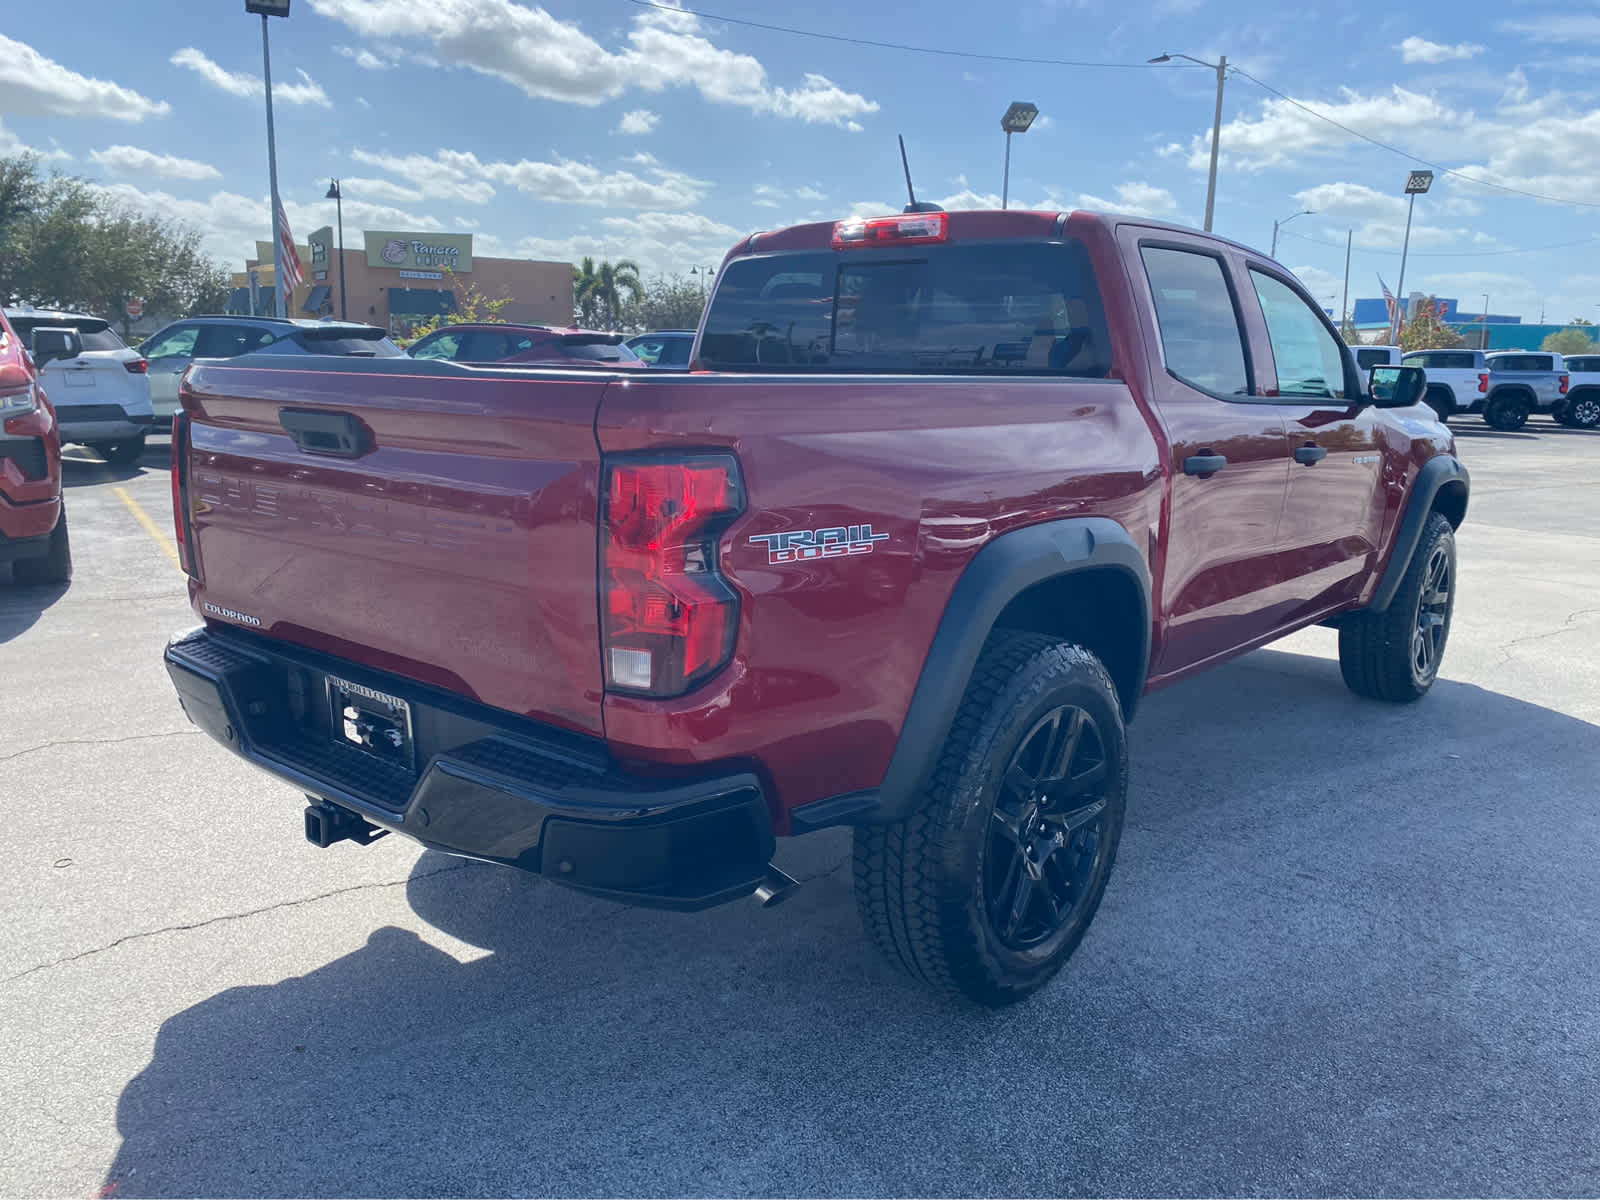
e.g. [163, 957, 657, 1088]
[572, 257, 643, 329]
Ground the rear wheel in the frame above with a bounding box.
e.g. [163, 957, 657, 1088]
[97, 436, 147, 466]
[1483, 393, 1530, 431]
[1563, 392, 1600, 430]
[12, 507, 72, 586]
[853, 632, 1127, 1006]
[1338, 511, 1454, 703]
[1423, 385, 1454, 422]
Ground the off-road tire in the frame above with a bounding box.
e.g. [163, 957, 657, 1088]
[12, 507, 72, 586]
[97, 436, 146, 466]
[1338, 511, 1454, 703]
[1483, 393, 1530, 431]
[853, 632, 1128, 1006]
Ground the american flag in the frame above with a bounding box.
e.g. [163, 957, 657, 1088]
[1379, 275, 1398, 326]
[275, 198, 304, 299]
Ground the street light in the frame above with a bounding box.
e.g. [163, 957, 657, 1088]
[247, 0, 291, 317]
[1150, 52, 1227, 232]
[325, 179, 346, 320]
[1391, 169, 1434, 342]
[1000, 101, 1039, 210]
[690, 265, 714, 298]
[1270, 208, 1313, 258]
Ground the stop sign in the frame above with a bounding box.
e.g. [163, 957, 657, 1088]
[125, 298, 143, 319]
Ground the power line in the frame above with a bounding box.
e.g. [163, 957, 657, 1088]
[622, 0, 1196, 68]
[1217, 67, 1600, 211]
[1278, 226, 1600, 258]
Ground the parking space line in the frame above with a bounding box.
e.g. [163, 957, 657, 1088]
[112, 485, 181, 570]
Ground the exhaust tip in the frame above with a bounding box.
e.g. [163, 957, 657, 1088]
[753, 864, 800, 907]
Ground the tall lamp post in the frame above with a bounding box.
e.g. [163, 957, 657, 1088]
[690, 264, 714, 298]
[1391, 169, 1433, 343]
[1150, 52, 1227, 232]
[1000, 101, 1039, 210]
[246, 0, 291, 317]
[1270, 208, 1313, 258]
[325, 179, 346, 320]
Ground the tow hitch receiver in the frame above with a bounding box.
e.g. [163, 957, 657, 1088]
[304, 798, 388, 848]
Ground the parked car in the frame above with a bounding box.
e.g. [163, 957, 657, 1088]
[1481, 351, 1569, 430]
[164, 207, 1466, 1005]
[1352, 345, 1402, 371]
[625, 330, 695, 368]
[407, 323, 643, 367]
[1558, 354, 1600, 429]
[141, 317, 404, 422]
[1400, 348, 1487, 422]
[2, 307, 153, 464]
[0, 310, 70, 584]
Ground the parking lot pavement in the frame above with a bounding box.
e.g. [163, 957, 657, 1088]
[2, 425, 1599, 1198]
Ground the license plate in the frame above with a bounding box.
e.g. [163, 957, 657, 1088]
[62, 370, 94, 388]
[326, 675, 414, 770]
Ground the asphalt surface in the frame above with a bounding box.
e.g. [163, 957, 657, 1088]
[3, 420, 1599, 1198]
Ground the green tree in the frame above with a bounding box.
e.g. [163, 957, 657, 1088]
[573, 257, 642, 328]
[1398, 297, 1464, 352]
[393, 267, 512, 347]
[631, 273, 706, 332]
[1541, 326, 1598, 357]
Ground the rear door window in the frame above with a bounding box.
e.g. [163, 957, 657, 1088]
[1140, 246, 1251, 396]
[700, 240, 1110, 376]
[409, 330, 462, 361]
[141, 324, 200, 361]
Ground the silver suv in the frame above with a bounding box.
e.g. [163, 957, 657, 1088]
[139, 317, 403, 421]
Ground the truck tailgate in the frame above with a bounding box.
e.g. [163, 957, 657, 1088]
[178, 357, 609, 736]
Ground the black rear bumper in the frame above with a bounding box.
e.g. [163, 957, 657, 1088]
[164, 627, 773, 910]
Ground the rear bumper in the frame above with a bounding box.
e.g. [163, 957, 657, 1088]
[163, 626, 774, 910]
[0, 492, 60, 558]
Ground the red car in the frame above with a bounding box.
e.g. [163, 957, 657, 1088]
[0, 310, 71, 585]
[166, 208, 1466, 1004]
[406, 323, 644, 368]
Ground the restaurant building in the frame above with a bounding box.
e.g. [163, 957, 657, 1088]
[228, 229, 573, 332]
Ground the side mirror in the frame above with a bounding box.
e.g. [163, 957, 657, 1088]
[31, 326, 83, 366]
[1368, 364, 1425, 409]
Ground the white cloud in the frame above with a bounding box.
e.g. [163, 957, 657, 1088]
[599, 211, 743, 240]
[349, 148, 497, 204]
[1033, 114, 1056, 132]
[617, 109, 658, 134]
[351, 147, 705, 209]
[627, 152, 658, 166]
[336, 44, 393, 70]
[1400, 36, 1484, 64]
[170, 48, 331, 107]
[0, 118, 71, 161]
[752, 184, 784, 208]
[1288, 265, 1344, 307]
[1183, 86, 1457, 171]
[88, 144, 220, 181]
[515, 208, 745, 276]
[1078, 181, 1181, 219]
[0, 33, 169, 121]
[845, 200, 896, 219]
[356, 96, 372, 108]
[1499, 15, 1600, 43]
[937, 175, 1003, 210]
[795, 185, 828, 202]
[304, 0, 876, 127]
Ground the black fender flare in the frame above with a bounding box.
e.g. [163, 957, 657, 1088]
[1364, 454, 1469, 613]
[864, 517, 1151, 826]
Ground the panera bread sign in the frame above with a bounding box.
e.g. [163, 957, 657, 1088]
[364, 231, 473, 272]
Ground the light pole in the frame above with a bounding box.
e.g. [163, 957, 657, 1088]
[1000, 101, 1039, 210]
[1150, 52, 1226, 231]
[1270, 208, 1313, 258]
[325, 179, 346, 320]
[1340, 228, 1353, 336]
[690, 265, 714, 298]
[247, 0, 291, 317]
[1480, 292, 1490, 350]
[1391, 169, 1433, 343]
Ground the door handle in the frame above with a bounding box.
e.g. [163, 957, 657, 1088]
[278, 408, 374, 458]
[1183, 453, 1228, 477]
[1294, 443, 1328, 465]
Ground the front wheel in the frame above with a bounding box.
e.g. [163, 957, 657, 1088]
[12, 507, 72, 586]
[97, 436, 147, 466]
[853, 632, 1127, 1006]
[1483, 394, 1530, 431]
[1338, 511, 1455, 703]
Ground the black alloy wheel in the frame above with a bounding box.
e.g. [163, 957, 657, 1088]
[1412, 538, 1452, 686]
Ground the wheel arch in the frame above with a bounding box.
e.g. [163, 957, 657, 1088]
[865, 517, 1151, 825]
[1364, 454, 1469, 613]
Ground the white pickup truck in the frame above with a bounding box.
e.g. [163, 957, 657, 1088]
[1558, 353, 1600, 429]
[1352, 345, 1402, 371]
[1402, 348, 1570, 430]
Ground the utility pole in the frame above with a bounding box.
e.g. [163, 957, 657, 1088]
[1149, 53, 1226, 232]
[1340, 228, 1352, 335]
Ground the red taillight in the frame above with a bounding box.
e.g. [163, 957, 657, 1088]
[1477, 373, 1489, 394]
[602, 456, 743, 697]
[1560, 373, 1570, 395]
[171, 412, 197, 578]
[831, 211, 949, 249]
[125, 358, 148, 374]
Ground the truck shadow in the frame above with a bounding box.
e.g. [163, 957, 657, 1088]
[101, 648, 1600, 1198]
[0, 575, 68, 642]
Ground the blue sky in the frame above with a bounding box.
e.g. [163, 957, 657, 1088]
[3, 0, 1599, 324]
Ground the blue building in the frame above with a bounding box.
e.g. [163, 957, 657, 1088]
[1349, 296, 1521, 328]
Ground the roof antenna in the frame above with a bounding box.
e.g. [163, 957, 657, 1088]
[899, 135, 943, 214]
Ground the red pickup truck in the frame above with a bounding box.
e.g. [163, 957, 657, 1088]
[164, 209, 1467, 1005]
[0, 311, 72, 586]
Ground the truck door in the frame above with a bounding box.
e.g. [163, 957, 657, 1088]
[1132, 240, 1294, 676]
[1246, 266, 1387, 622]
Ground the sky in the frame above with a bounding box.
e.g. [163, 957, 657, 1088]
[3, 0, 1599, 324]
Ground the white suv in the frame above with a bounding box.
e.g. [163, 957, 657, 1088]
[3, 307, 154, 464]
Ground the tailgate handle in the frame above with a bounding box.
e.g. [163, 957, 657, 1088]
[278, 408, 373, 458]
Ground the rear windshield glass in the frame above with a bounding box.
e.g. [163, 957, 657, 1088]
[10, 317, 125, 352]
[286, 329, 403, 357]
[1355, 348, 1392, 369]
[629, 335, 693, 366]
[699, 241, 1111, 376]
[559, 340, 639, 362]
